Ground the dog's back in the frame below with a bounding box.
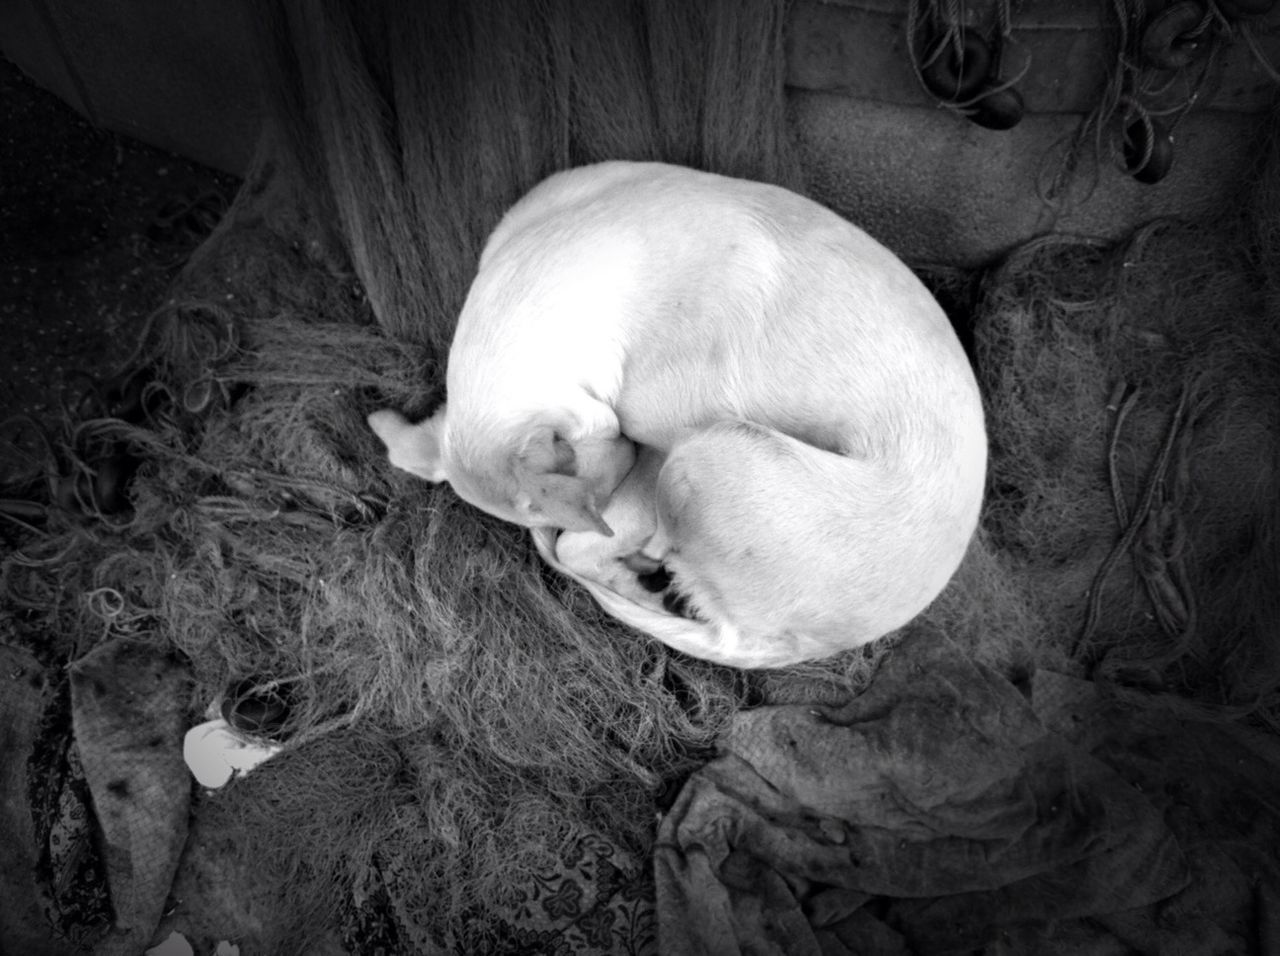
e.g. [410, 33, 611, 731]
[455, 162, 972, 459]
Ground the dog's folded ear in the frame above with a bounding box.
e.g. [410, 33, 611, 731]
[515, 424, 577, 476]
[514, 425, 613, 534]
[368, 407, 449, 482]
[521, 473, 613, 536]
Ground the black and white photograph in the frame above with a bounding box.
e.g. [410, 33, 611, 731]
[2, 1, 1279, 953]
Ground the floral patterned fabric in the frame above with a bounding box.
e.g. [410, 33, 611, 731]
[23, 663, 658, 955]
[342, 829, 658, 955]
[25, 674, 114, 948]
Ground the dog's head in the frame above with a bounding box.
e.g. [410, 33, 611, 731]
[368, 406, 630, 535]
[500, 421, 623, 534]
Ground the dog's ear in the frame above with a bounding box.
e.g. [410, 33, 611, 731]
[515, 424, 577, 475]
[518, 473, 613, 536]
[513, 426, 613, 535]
[368, 407, 449, 482]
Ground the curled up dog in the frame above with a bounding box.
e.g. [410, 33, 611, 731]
[369, 161, 987, 668]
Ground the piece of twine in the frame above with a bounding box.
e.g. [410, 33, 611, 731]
[1074, 379, 1199, 671]
[905, 0, 1031, 112]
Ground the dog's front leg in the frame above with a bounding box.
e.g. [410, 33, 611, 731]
[561, 394, 636, 497]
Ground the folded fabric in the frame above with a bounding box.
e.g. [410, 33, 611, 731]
[67, 638, 192, 956]
[1, 642, 89, 954]
[1027, 670, 1280, 955]
[340, 815, 657, 954]
[654, 631, 1190, 954]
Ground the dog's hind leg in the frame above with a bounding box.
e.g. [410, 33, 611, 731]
[650, 418, 977, 661]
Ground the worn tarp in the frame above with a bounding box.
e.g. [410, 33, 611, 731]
[654, 630, 1280, 954]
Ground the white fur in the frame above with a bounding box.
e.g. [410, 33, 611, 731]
[368, 408, 448, 482]
[371, 161, 987, 668]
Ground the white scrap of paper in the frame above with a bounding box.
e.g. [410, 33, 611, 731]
[146, 930, 194, 956]
[144, 931, 242, 956]
[183, 718, 283, 788]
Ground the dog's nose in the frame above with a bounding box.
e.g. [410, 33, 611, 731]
[637, 566, 672, 592]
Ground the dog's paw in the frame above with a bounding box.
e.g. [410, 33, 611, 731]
[662, 587, 696, 618]
[629, 560, 701, 620]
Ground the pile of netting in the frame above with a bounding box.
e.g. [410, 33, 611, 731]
[977, 206, 1280, 707]
[1, 142, 1039, 952]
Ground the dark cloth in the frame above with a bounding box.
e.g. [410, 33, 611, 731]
[25, 661, 116, 951]
[12, 637, 191, 955]
[654, 631, 1209, 955]
[68, 638, 192, 956]
[1028, 670, 1280, 955]
[2, 642, 86, 955]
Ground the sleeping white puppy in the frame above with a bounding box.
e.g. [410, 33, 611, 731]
[369, 161, 987, 668]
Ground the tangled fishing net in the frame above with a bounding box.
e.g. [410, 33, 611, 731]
[3, 0, 1279, 952]
[977, 204, 1280, 705]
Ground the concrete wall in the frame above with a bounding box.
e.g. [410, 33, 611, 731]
[4, 0, 1276, 264]
[3, 0, 261, 174]
[788, 0, 1278, 263]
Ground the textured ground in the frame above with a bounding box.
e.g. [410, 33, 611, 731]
[0, 55, 237, 482]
